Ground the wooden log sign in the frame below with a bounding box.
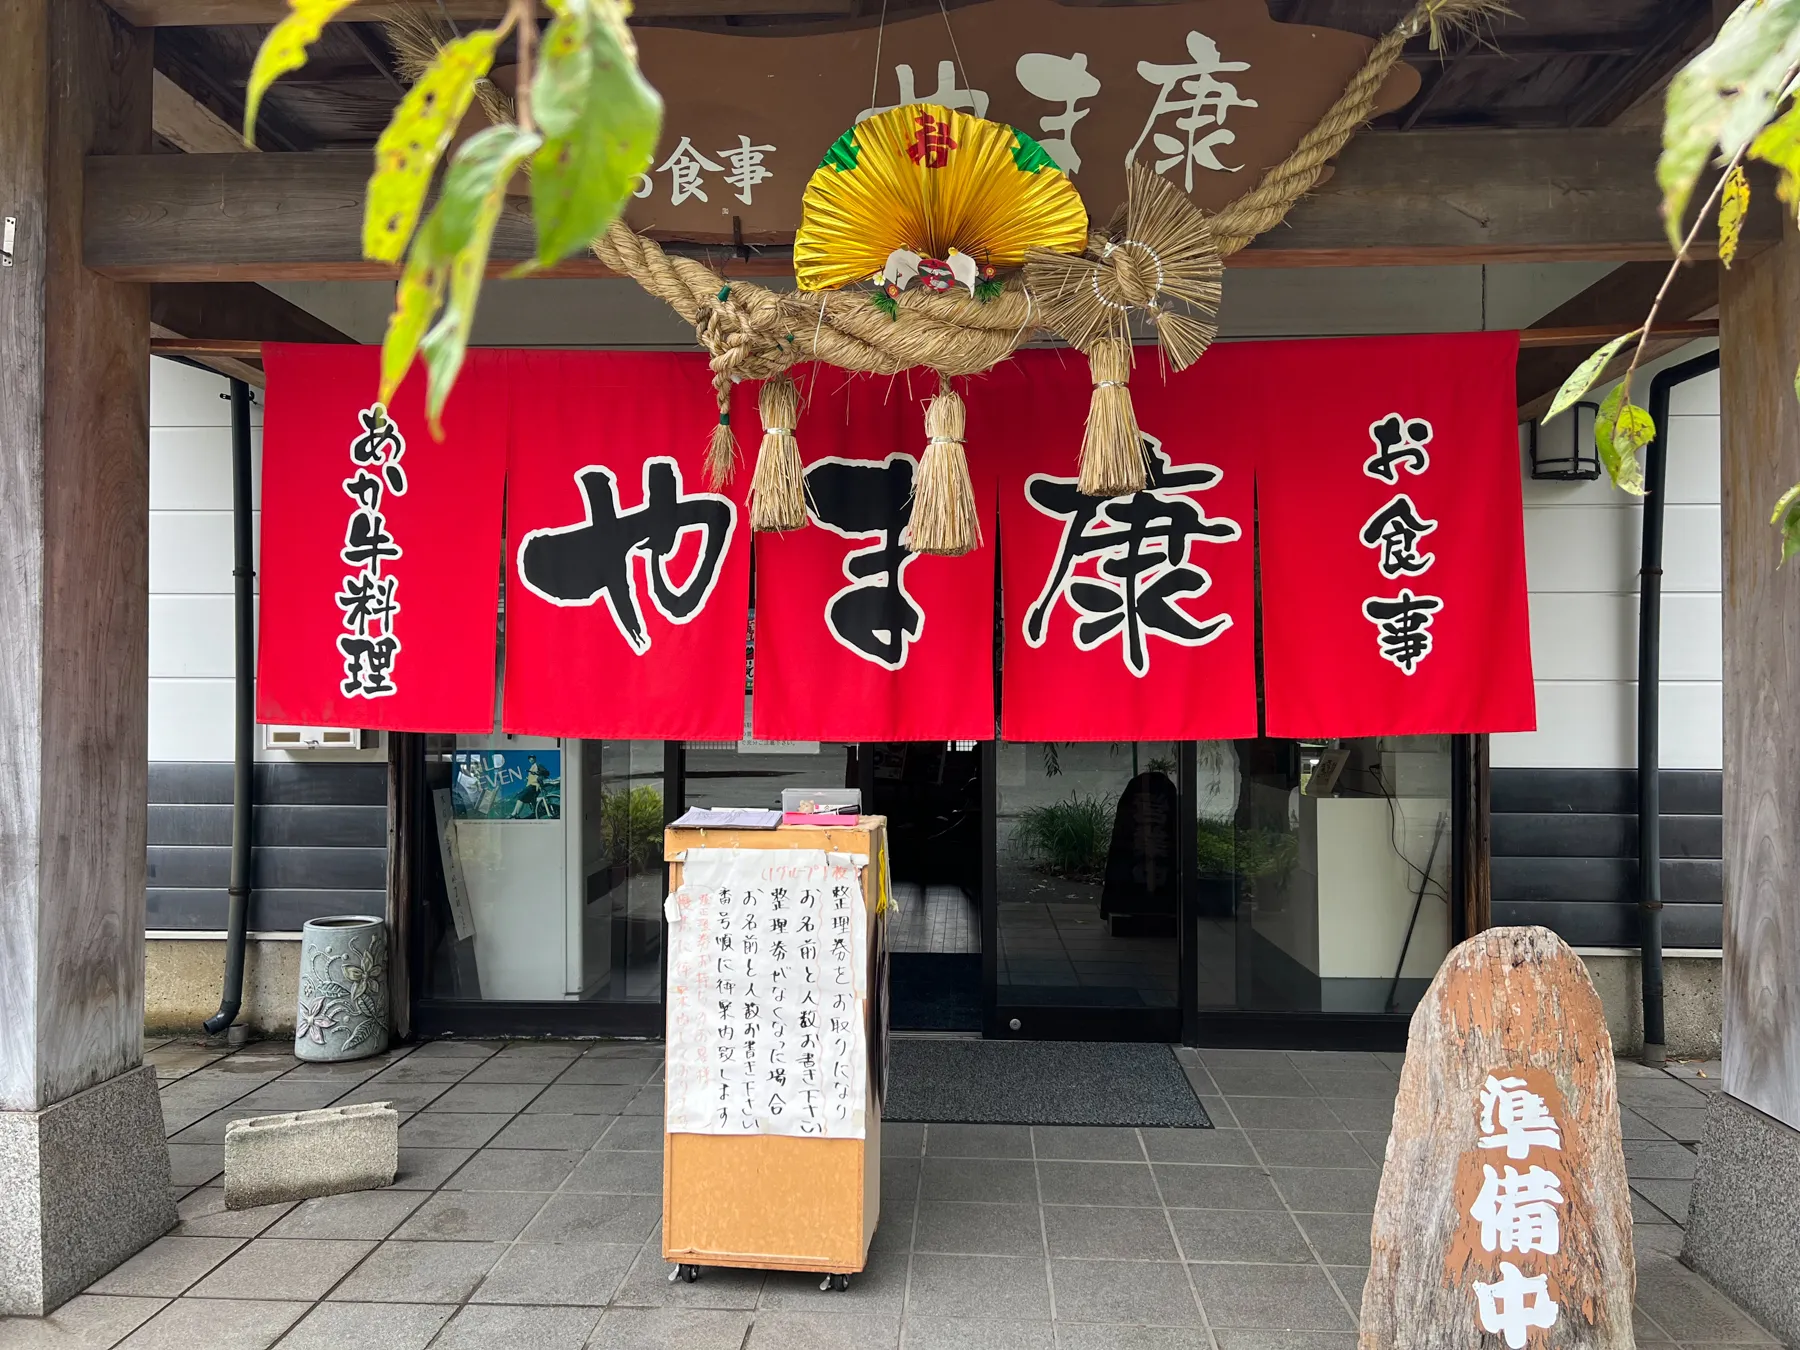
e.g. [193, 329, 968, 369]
[1361, 926, 1634, 1350]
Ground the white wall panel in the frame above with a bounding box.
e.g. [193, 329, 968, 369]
[1492, 682, 1635, 769]
[149, 678, 237, 762]
[1491, 680, 1723, 772]
[149, 511, 259, 595]
[1664, 414, 1721, 505]
[1660, 682, 1723, 771]
[1522, 504, 1719, 596]
[1527, 594, 1636, 682]
[149, 596, 235, 679]
[1523, 507, 1640, 594]
[148, 357, 265, 428]
[149, 426, 265, 512]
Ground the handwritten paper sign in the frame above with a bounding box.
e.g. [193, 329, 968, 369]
[665, 848, 869, 1138]
[1361, 926, 1634, 1350]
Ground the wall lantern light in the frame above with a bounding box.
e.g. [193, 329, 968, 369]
[1527, 402, 1601, 481]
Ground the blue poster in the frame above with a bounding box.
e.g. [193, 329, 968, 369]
[452, 750, 562, 820]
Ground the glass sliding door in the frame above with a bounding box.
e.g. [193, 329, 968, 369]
[1201, 734, 1455, 1015]
[992, 740, 1183, 1040]
[412, 736, 671, 1036]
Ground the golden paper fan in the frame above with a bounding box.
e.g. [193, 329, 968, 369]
[794, 103, 1089, 293]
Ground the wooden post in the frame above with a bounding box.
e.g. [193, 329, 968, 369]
[0, 0, 172, 1315]
[1684, 220, 1800, 1343]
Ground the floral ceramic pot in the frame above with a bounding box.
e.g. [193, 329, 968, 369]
[295, 915, 390, 1062]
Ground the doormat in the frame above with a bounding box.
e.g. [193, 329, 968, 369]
[889, 954, 982, 1033]
[883, 1039, 1212, 1128]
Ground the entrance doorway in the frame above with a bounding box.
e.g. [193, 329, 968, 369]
[991, 740, 1184, 1041]
[865, 742, 984, 1032]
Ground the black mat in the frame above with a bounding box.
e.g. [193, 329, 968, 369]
[889, 954, 982, 1032]
[884, 1039, 1212, 1127]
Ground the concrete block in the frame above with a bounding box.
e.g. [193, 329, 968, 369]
[1685, 1091, 1800, 1344]
[224, 1102, 398, 1210]
[0, 1066, 177, 1315]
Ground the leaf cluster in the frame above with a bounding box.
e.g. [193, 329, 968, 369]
[244, 0, 663, 432]
[1548, 0, 1800, 561]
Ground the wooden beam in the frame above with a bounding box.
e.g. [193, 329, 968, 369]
[151, 324, 266, 384]
[150, 280, 352, 343]
[152, 68, 249, 154]
[109, 0, 852, 22]
[1516, 259, 1721, 419]
[86, 129, 1769, 281]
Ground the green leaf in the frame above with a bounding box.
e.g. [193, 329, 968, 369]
[243, 0, 363, 147]
[380, 124, 542, 432]
[1595, 384, 1654, 497]
[1751, 100, 1800, 213]
[1546, 330, 1642, 423]
[1719, 164, 1752, 267]
[1771, 480, 1800, 563]
[1660, 0, 1800, 249]
[364, 29, 501, 264]
[528, 0, 663, 268]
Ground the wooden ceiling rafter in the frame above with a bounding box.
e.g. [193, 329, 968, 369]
[155, 35, 308, 151]
[1570, 2, 1712, 128]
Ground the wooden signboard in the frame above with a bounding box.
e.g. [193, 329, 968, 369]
[661, 820, 888, 1277]
[611, 0, 1419, 243]
[1361, 926, 1634, 1350]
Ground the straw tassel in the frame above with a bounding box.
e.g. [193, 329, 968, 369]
[749, 373, 807, 532]
[906, 378, 981, 558]
[1078, 339, 1146, 498]
[705, 371, 739, 491]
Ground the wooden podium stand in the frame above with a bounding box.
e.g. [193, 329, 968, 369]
[661, 819, 887, 1281]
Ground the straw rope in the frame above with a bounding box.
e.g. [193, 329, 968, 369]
[583, 0, 1500, 383]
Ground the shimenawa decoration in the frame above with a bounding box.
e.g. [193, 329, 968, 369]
[271, 0, 1501, 557]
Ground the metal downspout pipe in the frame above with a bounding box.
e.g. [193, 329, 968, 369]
[204, 378, 256, 1037]
[1637, 347, 1720, 1068]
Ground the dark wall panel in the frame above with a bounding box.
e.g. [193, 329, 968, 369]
[147, 761, 388, 932]
[1491, 767, 1723, 951]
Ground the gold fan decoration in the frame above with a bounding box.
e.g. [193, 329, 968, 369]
[795, 104, 1089, 296]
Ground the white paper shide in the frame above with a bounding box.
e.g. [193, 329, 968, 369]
[665, 848, 868, 1138]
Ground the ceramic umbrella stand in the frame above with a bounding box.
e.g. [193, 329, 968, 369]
[295, 915, 391, 1062]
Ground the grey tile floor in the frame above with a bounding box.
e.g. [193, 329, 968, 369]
[0, 1038, 1770, 1349]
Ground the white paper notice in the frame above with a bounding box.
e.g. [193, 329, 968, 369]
[665, 848, 868, 1138]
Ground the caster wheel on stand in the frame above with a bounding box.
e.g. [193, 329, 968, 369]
[818, 1273, 851, 1292]
[668, 1264, 702, 1284]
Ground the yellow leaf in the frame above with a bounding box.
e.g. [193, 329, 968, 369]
[1595, 384, 1653, 497]
[379, 125, 541, 431]
[1718, 164, 1751, 267]
[243, 0, 362, 147]
[1752, 100, 1800, 217]
[364, 30, 501, 264]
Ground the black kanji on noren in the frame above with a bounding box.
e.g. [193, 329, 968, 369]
[517, 456, 736, 654]
[1364, 413, 1433, 483]
[1363, 588, 1443, 674]
[1360, 493, 1438, 578]
[1025, 437, 1241, 678]
[351, 404, 408, 494]
[805, 455, 923, 669]
[337, 633, 400, 697]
